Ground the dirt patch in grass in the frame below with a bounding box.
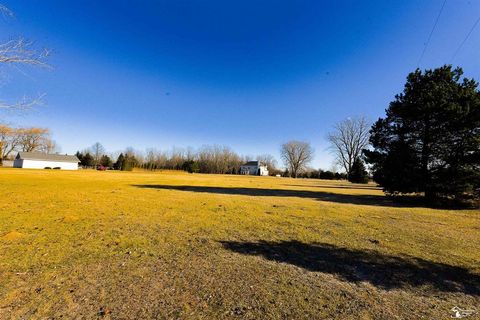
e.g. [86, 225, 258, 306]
[62, 215, 80, 222]
[1, 231, 24, 241]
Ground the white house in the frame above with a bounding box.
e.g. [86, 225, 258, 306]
[240, 161, 269, 176]
[14, 152, 79, 170]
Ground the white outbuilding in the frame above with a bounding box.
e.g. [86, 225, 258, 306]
[240, 161, 269, 176]
[14, 152, 79, 170]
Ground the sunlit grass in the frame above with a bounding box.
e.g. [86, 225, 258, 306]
[0, 168, 479, 319]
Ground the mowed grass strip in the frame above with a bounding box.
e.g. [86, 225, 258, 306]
[0, 168, 479, 319]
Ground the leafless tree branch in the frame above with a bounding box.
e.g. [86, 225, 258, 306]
[0, 38, 51, 67]
[0, 93, 46, 111]
[0, 4, 14, 19]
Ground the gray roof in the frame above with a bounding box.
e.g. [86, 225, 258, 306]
[242, 160, 268, 167]
[16, 152, 79, 163]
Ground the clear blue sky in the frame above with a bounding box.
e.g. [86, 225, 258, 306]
[1, 0, 479, 169]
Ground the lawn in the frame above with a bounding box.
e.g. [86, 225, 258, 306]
[0, 168, 479, 319]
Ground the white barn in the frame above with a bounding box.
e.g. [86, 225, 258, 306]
[14, 152, 79, 170]
[240, 161, 269, 176]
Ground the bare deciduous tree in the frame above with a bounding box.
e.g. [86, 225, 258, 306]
[257, 153, 278, 172]
[15, 127, 52, 152]
[90, 142, 105, 167]
[0, 5, 50, 112]
[327, 116, 370, 177]
[196, 145, 242, 174]
[280, 141, 314, 178]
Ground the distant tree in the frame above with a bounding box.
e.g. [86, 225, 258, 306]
[298, 168, 320, 179]
[119, 150, 137, 171]
[319, 170, 335, 180]
[90, 142, 105, 167]
[75, 151, 83, 165]
[335, 172, 347, 180]
[114, 153, 125, 170]
[348, 158, 369, 184]
[99, 154, 113, 168]
[257, 153, 278, 174]
[81, 152, 94, 168]
[17, 127, 53, 152]
[197, 145, 242, 174]
[327, 116, 370, 178]
[182, 160, 199, 173]
[121, 159, 132, 171]
[318, 170, 347, 180]
[364, 66, 480, 203]
[280, 141, 314, 178]
[124, 148, 140, 170]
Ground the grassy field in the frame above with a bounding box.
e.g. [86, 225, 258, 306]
[0, 168, 479, 319]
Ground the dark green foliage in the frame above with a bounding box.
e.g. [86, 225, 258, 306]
[182, 160, 200, 173]
[112, 153, 137, 171]
[99, 155, 113, 168]
[318, 171, 347, 180]
[348, 158, 369, 184]
[319, 171, 335, 180]
[114, 153, 124, 170]
[80, 152, 94, 167]
[365, 66, 480, 202]
[121, 159, 132, 171]
[335, 172, 347, 180]
[75, 151, 83, 164]
[122, 153, 137, 171]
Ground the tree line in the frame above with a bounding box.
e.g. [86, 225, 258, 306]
[76, 144, 283, 175]
[75, 143, 353, 180]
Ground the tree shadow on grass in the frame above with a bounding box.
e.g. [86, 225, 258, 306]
[220, 240, 480, 295]
[133, 184, 429, 208]
[284, 184, 382, 191]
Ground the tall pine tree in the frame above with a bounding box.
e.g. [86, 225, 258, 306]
[365, 66, 480, 203]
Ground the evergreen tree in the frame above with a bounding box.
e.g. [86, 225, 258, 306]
[365, 66, 480, 202]
[100, 155, 113, 168]
[114, 153, 125, 170]
[120, 153, 136, 171]
[319, 170, 335, 180]
[75, 151, 83, 165]
[81, 152, 94, 168]
[348, 158, 369, 184]
[182, 160, 200, 173]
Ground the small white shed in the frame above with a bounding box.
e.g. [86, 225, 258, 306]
[14, 152, 79, 170]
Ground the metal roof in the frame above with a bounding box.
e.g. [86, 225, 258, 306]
[241, 160, 267, 167]
[16, 152, 79, 163]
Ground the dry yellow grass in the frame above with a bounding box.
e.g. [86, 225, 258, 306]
[0, 168, 479, 319]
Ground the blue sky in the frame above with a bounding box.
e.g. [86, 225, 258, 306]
[1, 0, 479, 169]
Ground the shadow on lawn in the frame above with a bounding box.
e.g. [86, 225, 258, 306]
[283, 184, 382, 191]
[221, 240, 480, 295]
[133, 184, 423, 208]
